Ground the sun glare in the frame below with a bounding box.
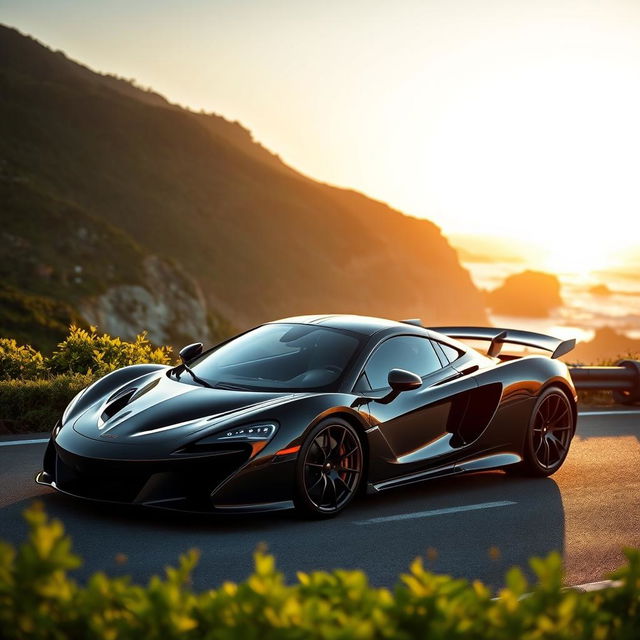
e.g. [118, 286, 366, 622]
[540, 241, 614, 277]
[378, 18, 640, 274]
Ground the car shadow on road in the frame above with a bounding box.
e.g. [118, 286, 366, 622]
[1, 469, 565, 590]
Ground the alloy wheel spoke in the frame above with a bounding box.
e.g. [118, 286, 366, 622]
[340, 447, 358, 460]
[307, 473, 324, 495]
[327, 477, 338, 509]
[323, 431, 333, 458]
[335, 475, 351, 494]
[544, 437, 551, 467]
[552, 406, 569, 425]
[312, 437, 329, 461]
[318, 475, 329, 505]
[338, 466, 359, 473]
[333, 429, 347, 457]
[548, 432, 567, 454]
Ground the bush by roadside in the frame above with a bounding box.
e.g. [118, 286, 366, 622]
[47, 325, 172, 376]
[0, 338, 48, 381]
[0, 326, 173, 434]
[0, 373, 94, 434]
[0, 503, 638, 639]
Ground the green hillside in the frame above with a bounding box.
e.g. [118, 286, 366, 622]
[0, 24, 486, 350]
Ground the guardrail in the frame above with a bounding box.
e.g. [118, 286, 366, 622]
[568, 359, 640, 404]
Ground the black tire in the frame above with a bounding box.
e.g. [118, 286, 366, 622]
[512, 386, 575, 477]
[293, 417, 364, 518]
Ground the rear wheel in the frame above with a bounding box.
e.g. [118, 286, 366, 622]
[515, 387, 575, 477]
[294, 418, 364, 518]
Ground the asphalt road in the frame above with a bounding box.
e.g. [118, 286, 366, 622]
[1, 409, 638, 591]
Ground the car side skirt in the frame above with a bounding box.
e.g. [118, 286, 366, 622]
[368, 452, 522, 493]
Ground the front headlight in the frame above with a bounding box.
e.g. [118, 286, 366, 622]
[212, 422, 278, 442]
[199, 422, 278, 444]
[189, 421, 279, 457]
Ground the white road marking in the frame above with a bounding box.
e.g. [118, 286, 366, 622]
[568, 579, 622, 592]
[492, 579, 622, 601]
[0, 438, 49, 447]
[354, 500, 517, 525]
[578, 410, 640, 417]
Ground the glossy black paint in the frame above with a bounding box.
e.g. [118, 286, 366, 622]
[36, 314, 577, 513]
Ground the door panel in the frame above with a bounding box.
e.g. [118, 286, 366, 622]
[367, 368, 478, 476]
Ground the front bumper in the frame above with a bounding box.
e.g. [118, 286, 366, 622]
[37, 436, 296, 514]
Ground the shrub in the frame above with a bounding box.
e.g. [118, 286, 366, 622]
[0, 338, 48, 381]
[48, 325, 173, 376]
[0, 327, 174, 433]
[0, 504, 638, 639]
[0, 373, 94, 434]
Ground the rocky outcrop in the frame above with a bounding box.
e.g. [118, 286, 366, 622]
[571, 327, 640, 363]
[589, 283, 611, 296]
[80, 256, 212, 346]
[486, 270, 562, 317]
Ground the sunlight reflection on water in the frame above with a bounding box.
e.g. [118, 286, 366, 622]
[464, 261, 640, 340]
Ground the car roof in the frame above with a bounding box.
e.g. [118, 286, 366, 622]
[270, 314, 425, 337]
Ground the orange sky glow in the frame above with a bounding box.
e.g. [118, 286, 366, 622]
[3, 0, 640, 275]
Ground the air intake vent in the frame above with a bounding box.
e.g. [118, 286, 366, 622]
[101, 388, 137, 423]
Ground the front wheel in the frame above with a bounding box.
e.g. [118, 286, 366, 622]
[516, 387, 575, 477]
[293, 418, 364, 518]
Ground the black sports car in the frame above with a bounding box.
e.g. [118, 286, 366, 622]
[37, 315, 578, 517]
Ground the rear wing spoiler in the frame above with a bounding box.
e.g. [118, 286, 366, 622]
[429, 326, 576, 359]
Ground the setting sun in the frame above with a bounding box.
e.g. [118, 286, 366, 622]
[541, 237, 618, 276]
[383, 26, 640, 274]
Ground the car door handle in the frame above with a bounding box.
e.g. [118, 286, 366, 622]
[456, 364, 479, 376]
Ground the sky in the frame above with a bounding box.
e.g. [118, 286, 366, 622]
[3, 0, 640, 273]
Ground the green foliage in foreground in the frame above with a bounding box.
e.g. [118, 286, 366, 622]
[0, 504, 638, 640]
[0, 326, 173, 433]
[0, 373, 94, 434]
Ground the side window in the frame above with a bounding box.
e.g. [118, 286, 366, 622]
[435, 341, 463, 364]
[363, 336, 442, 390]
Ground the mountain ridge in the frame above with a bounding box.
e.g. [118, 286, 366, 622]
[0, 23, 486, 350]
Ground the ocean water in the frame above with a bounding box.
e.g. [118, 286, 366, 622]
[463, 260, 640, 341]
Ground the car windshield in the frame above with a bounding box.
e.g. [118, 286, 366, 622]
[185, 323, 364, 391]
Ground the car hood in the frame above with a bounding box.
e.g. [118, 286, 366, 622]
[72, 371, 298, 444]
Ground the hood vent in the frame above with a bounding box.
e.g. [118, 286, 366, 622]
[101, 388, 137, 423]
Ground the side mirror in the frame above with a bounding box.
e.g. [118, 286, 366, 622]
[365, 368, 422, 405]
[388, 368, 422, 392]
[179, 342, 203, 364]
